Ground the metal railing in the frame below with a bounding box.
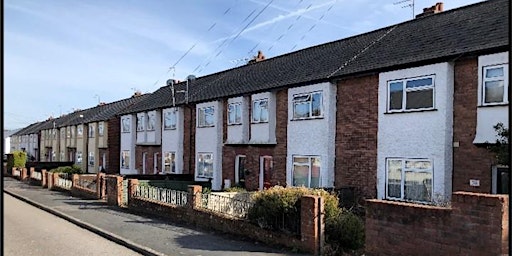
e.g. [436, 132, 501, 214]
[200, 192, 255, 219]
[76, 176, 97, 190]
[134, 185, 188, 207]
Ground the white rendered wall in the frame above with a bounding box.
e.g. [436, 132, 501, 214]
[145, 110, 162, 144]
[226, 96, 250, 144]
[120, 114, 138, 174]
[377, 62, 454, 201]
[161, 107, 184, 173]
[249, 92, 276, 144]
[474, 52, 509, 144]
[286, 82, 336, 188]
[195, 101, 223, 190]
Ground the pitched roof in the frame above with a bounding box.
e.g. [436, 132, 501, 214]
[121, 0, 508, 115]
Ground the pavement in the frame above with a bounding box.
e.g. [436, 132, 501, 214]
[3, 177, 307, 256]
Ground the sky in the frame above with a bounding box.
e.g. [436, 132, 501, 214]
[4, 0, 484, 130]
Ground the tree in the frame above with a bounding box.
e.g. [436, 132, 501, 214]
[486, 122, 509, 166]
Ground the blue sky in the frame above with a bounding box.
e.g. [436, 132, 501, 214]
[4, 0, 483, 130]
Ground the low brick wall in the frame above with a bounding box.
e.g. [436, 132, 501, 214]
[70, 186, 99, 199]
[366, 192, 509, 255]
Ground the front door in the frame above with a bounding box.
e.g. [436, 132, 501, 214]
[259, 156, 273, 190]
[235, 155, 246, 188]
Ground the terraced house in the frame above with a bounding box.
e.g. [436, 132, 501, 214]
[10, 0, 509, 201]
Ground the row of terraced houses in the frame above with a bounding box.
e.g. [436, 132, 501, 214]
[9, 0, 509, 204]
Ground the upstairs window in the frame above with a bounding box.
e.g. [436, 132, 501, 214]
[293, 91, 323, 119]
[88, 125, 95, 138]
[198, 107, 215, 127]
[164, 109, 177, 130]
[77, 126, 83, 137]
[483, 65, 508, 105]
[98, 122, 104, 136]
[122, 117, 130, 133]
[388, 75, 435, 112]
[147, 112, 156, 131]
[228, 102, 242, 125]
[386, 158, 433, 202]
[67, 128, 71, 138]
[136, 115, 145, 131]
[252, 99, 268, 123]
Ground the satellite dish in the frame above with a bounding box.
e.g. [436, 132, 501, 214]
[166, 79, 174, 86]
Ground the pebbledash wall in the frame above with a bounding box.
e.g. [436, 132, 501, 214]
[365, 192, 509, 255]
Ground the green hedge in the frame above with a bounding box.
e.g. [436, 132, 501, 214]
[12, 151, 27, 168]
[50, 165, 83, 174]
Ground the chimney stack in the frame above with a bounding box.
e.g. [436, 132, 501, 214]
[247, 50, 266, 64]
[416, 2, 443, 18]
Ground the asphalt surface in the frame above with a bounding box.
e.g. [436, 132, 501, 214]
[3, 177, 306, 256]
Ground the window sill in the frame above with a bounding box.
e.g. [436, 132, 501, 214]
[290, 116, 324, 121]
[251, 121, 269, 124]
[136, 142, 162, 146]
[384, 108, 438, 115]
[227, 123, 243, 126]
[163, 128, 177, 130]
[197, 125, 215, 128]
[477, 103, 509, 108]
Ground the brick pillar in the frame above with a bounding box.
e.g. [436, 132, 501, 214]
[301, 195, 324, 255]
[127, 179, 139, 206]
[99, 173, 106, 199]
[42, 169, 48, 188]
[72, 174, 79, 188]
[106, 175, 123, 206]
[49, 172, 59, 190]
[47, 172, 54, 190]
[187, 185, 202, 209]
[29, 167, 35, 179]
[21, 168, 28, 181]
[96, 172, 103, 199]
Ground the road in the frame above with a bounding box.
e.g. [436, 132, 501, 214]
[3, 193, 142, 256]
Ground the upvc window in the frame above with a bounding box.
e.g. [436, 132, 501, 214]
[89, 152, 95, 166]
[121, 118, 130, 133]
[67, 128, 71, 138]
[164, 152, 176, 173]
[121, 151, 130, 168]
[292, 92, 323, 119]
[198, 107, 215, 128]
[76, 152, 83, 164]
[98, 122, 104, 136]
[88, 125, 95, 138]
[228, 102, 242, 125]
[482, 64, 508, 105]
[164, 109, 177, 130]
[147, 112, 156, 131]
[252, 99, 269, 123]
[388, 75, 435, 112]
[77, 126, 83, 137]
[386, 158, 433, 202]
[136, 115, 145, 131]
[197, 153, 213, 178]
[292, 156, 321, 188]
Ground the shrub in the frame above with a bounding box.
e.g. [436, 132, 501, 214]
[325, 209, 365, 251]
[224, 186, 247, 192]
[50, 165, 83, 174]
[12, 151, 27, 168]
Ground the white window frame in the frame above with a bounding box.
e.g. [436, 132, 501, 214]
[88, 151, 95, 166]
[292, 155, 321, 188]
[88, 125, 95, 138]
[147, 112, 156, 131]
[136, 115, 145, 131]
[164, 109, 177, 130]
[227, 102, 242, 125]
[197, 153, 214, 178]
[292, 91, 323, 120]
[387, 75, 435, 112]
[163, 152, 176, 173]
[121, 117, 130, 133]
[385, 158, 433, 203]
[482, 64, 509, 105]
[76, 151, 83, 164]
[197, 106, 215, 128]
[252, 98, 269, 123]
[121, 150, 130, 169]
[98, 122, 104, 136]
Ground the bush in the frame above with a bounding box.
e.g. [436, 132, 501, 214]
[50, 165, 83, 174]
[12, 151, 27, 168]
[325, 209, 365, 251]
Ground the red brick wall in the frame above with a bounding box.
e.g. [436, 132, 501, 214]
[221, 89, 288, 191]
[365, 192, 509, 255]
[453, 57, 497, 193]
[182, 105, 195, 175]
[107, 117, 121, 174]
[135, 145, 162, 174]
[335, 75, 379, 198]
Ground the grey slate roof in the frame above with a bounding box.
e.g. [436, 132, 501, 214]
[120, 0, 509, 115]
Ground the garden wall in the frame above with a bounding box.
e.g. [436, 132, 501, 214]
[366, 192, 508, 255]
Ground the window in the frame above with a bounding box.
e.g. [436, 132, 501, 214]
[147, 112, 156, 131]
[198, 107, 215, 127]
[483, 65, 508, 105]
[228, 102, 242, 125]
[122, 118, 130, 133]
[292, 156, 321, 188]
[164, 110, 177, 130]
[386, 158, 433, 202]
[164, 152, 176, 173]
[89, 152, 95, 166]
[67, 128, 71, 138]
[388, 75, 435, 112]
[76, 152, 82, 164]
[235, 155, 246, 187]
[60, 129, 65, 139]
[77, 126, 83, 137]
[252, 99, 268, 123]
[71, 128, 75, 138]
[492, 166, 509, 194]
[197, 153, 213, 178]
[98, 122, 104, 136]
[136, 115, 145, 131]
[88, 125, 95, 138]
[293, 92, 322, 119]
[121, 151, 130, 168]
